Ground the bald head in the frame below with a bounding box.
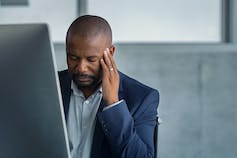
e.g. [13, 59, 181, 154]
[66, 15, 112, 45]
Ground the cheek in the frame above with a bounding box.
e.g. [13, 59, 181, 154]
[67, 60, 75, 71]
[90, 62, 101, 75]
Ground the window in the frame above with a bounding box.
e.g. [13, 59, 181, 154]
[87, 0, 221, 42]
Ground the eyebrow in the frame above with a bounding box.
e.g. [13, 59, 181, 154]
[67, 53, 99, 59]
[87, 55, 98, 58]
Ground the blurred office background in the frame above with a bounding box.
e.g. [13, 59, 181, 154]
[1, 0, 237, 157]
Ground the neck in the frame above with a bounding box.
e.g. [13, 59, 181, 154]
[80, 88, 96, 99]
[78, 83, 101, 99]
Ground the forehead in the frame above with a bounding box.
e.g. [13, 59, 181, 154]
[67, 34, 108, 54]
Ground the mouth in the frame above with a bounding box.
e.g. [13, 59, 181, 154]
[78, 77, 91, 82]
[74, 74, 93, 83]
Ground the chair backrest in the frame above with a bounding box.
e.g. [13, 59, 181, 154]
[154, 117, 159, 158]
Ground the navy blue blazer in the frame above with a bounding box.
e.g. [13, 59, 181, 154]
[59, 70, 159, 158]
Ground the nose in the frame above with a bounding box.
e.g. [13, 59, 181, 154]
[75, 60, 88, 73]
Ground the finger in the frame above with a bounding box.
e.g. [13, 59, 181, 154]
[107, 50, 118, 73]
[100, 58, 109, 77]
[103, 49, 113, 69]
[100, 61, 110, 84]
[105, 48, 118, 75]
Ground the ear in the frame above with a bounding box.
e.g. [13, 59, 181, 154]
[109, 45, 116, 56]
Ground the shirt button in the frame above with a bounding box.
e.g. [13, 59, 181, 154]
[85, 100, 89, 104]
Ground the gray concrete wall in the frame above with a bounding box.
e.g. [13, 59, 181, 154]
[53, 43, 237, 158]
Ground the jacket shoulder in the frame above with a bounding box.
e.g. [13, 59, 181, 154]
[119, 72, 158, 94]
[119, 72, 159, 118]
[58, 70, 69, 78]
[58, 70, 71, 92]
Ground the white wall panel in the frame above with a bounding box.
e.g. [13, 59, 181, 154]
[88, 0, 221, 42]
[0, 0, 77, 42]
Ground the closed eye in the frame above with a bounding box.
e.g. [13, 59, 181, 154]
[67, 54, 78, 61]
[87, 56, 98, 62]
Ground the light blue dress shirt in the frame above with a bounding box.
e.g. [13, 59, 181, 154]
[67, 81, 123, 158]
[67, 81, 102, 158]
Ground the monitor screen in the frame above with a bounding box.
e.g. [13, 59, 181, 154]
[0, 24, 70, 158]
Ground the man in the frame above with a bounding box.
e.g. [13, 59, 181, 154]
[59, 15, 159, 158]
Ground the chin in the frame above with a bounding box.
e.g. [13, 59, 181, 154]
[76, 81, 93, 88]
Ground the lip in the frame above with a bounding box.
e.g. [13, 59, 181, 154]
[78, 77, 91, 82]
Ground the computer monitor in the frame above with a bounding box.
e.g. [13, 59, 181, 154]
[0, 24, 70, 158]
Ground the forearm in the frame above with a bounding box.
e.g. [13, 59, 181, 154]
[97, 100, 157, 158]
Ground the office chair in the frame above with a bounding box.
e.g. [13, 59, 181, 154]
[154, 117, 161, 158]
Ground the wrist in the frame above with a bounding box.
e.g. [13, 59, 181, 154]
[106, 97, 119, 106]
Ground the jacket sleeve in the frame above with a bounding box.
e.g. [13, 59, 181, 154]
[97, 89, 159, 158]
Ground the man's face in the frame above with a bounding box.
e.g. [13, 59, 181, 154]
[66, 34, 108, 89]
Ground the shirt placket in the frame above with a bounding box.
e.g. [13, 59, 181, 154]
[78, 97, 92, 157]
